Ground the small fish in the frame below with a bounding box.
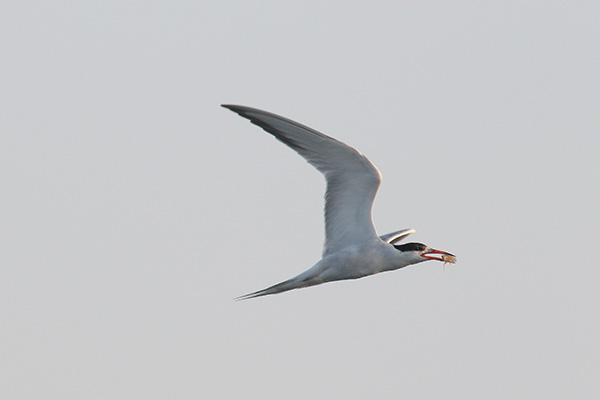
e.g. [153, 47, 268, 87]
[442, 254, 457, 264]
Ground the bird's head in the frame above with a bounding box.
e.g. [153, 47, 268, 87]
[393, 242, 456, 265]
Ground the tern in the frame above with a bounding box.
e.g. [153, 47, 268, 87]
[223, 105, 456, 300]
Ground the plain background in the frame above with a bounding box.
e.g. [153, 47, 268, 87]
[2, 1, 599, 399]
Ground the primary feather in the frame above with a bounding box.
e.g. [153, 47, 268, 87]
[223, 105, 381, 256]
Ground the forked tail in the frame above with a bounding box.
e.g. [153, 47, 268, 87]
[235, 274, 324, 300]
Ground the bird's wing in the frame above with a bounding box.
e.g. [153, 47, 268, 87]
[379, 229, 416, 244]
[223, 105, 382, 256]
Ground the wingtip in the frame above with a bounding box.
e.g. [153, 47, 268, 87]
[221, 104, 245, 113]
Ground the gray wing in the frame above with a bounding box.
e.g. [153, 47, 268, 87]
[379, 229, 416, 244]
[223, 105, 382, 256]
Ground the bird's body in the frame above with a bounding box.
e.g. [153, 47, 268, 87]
[247, 240, 421, 298]
[223, 105, 455, 300]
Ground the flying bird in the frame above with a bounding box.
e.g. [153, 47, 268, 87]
[223, 105, 455, 299]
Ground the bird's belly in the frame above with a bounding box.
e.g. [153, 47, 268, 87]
[319, 248, 385, 281]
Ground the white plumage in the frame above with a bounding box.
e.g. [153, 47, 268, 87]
[223, 105, 455, 300]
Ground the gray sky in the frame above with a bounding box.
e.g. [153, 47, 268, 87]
[2, 1, 599, 399]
